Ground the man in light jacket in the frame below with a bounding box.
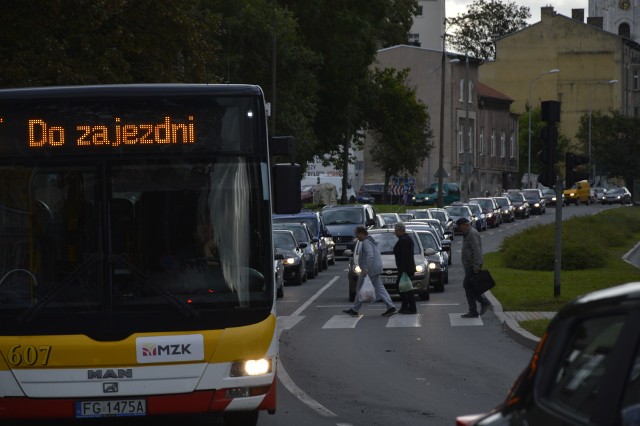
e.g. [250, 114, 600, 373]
[458, 217, 491, 318]
[343, 226, 397, 317]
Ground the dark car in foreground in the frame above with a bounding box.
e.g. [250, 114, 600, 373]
[492, 196, 516, 223]
[468, 197, 502, 228]
[273, 229, 307, 285]
[456, 281, 640, 426]
[521, 188, 546, 215]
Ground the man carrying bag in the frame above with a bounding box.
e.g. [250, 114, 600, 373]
[457, 217, 492, 318]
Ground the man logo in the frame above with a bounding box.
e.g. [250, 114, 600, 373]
[103, 383, 118, 393]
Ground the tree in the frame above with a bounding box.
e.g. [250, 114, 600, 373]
[282, 0, 417, 203]
[363, 68, 433, 201]
[576, 110, 640, 192]
[446, 0, 530, 60]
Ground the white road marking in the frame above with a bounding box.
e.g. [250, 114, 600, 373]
[276, 359, 337, 417]
[386, 313, 421, 327]
[449, 313, 484, 326]
[322, 315, 361, 329]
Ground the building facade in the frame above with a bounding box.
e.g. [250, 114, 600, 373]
[407, 0, 445, 51]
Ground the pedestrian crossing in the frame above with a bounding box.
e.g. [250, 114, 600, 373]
[278, 307, 486, 330]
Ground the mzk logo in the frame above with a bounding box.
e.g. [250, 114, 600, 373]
[136, 334, 204, 364]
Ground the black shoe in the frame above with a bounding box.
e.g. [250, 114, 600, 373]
[343, 308, 359, 317]
[461, 312, 479, 318]
[480, 302, 492, 315]
[381, 307, 397, 317]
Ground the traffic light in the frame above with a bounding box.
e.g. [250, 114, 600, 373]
[538, 124, 558, 187]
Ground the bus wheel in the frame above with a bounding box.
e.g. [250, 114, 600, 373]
[223, 411, 259, 426]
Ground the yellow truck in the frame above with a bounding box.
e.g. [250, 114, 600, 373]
[563, 180, 591, 205]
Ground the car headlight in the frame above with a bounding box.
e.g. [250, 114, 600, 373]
[534, 203, 540, 207]
[283, 257, 297, 265]
[428, 262, 437, 270]
[415, 264, 424, 274]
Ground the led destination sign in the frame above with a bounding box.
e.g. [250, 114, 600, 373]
[27, 116, 195, 148]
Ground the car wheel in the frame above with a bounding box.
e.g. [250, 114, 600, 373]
[301, 265, 307, 283]
[419, 291, 430, 301]
[329, 256, 335, 266]
[297, 266, 305, 285]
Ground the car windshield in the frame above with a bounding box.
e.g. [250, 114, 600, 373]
[430, 211, 446, 221]
[273, 232, 296, 250]
[468, 204, 481, 214]
[473, 199, 492, 209]
[322, 208, 363, 225]
[507, 193, 525, 202]
[369, 232, 421, 255]
[523, 191, 540, 201]
[273, 216, 318, 236]
[494, 198, 509, 207]
[416, 232, 439, 251]
[380, 214, 399, 225]
[275, 225, 309, 243]
[445, 206, 469, 217]
[607, 188, 623, 195]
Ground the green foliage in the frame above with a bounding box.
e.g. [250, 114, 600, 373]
[446, 0, 530, 60]
[500, 208, 640, 271]
[477, 208, 640, 336]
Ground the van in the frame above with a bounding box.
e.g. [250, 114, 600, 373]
[563, 179, 591, 205]
[412, 182, 461, 206]
[320, 204, 377, 257]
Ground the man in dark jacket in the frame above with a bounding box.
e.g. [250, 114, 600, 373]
[393, 222, 416, 314]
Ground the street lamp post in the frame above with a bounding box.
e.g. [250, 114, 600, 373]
[437, 34, 447, 208]
[588, 79, 618, 183]
[464, 53, 471, 200]
[527, 68, 560, 188]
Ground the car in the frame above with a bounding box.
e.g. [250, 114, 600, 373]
[411, 182, 461, 206]
[358, 183, 385, 203]
[466, 202, 488, 231]
[445, 204, 477, 234]
[468, 197, 502, 228]
[271, 210, 335, 270]
[345, 228, 429, 302]
[492, 196, 516, 223]
[300, 185, 314, 203]
[272, 222, 319, 279]
[356, 192, 376, 204]
[272, 229, 307, 285]
[456, 281, 640, 426]
[378, 212, 402, 227]
[602, 186, 632, 204]
[321, 204, 377, 257]
[521, 188, 547, 214]
[406, 208, 432, 219]
[398, 212, 415, 222]
[563, 179, 591, 205]
[405, 219, 453, 265]
[273, 210, 334, 270]
[540, 187, 564, 206]
[411, 228, 448, 292]
[592, 186, 608, 204]
[428, 207, 455, 239]
[506, 192, 531, 219]
[274, 257, 284, 298]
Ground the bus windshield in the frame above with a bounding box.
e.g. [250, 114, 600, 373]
[0, 86, 275, 338]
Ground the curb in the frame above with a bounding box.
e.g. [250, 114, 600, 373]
[484, 291, 541, 351]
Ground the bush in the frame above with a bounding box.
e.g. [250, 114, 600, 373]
[500, 208, 640, 271]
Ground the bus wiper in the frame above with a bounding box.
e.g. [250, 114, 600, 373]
[18, 254, 100, 323]
[110, 254, 199, 318]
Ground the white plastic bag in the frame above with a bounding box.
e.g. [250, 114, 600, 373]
[359, 275, 376, 303]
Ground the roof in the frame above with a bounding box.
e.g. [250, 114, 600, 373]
[477, 82, 513, 102]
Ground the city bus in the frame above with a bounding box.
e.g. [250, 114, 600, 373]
[0, 84, 300, 425]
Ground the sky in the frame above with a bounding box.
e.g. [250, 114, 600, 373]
[446, 0, 589, 23]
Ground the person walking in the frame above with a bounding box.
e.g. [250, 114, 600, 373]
[457, 217, 492, 318]
[393, 222, 417, 314]
[343, 226, 397, 317]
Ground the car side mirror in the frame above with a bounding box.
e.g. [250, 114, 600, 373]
[366, 218, 376, 227]
[424, 248, 436, 256]
[298, 242, 308, 249]
[275, 253, 284, 260]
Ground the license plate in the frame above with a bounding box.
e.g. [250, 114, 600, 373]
[75, 399, 146, 418]
[335, 245, 346, 250]
[382, 276, 396, 284]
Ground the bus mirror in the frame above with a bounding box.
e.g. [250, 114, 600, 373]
[272, 164, 302, 214]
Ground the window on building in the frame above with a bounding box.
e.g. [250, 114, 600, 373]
[619, 23, 631, 39]
[459, 79, 464, 102]
[468, 81, 474, 105]
[491, 129, 496, 157]
[479, 128, 485, 155]
[634, 70, 639, 91]
[416, 5, 423, 16]
[408, 33, 420, 46]
[458, 121, 463, 153]
[500, 131, 506, 158]
[510, 131, 515, 158]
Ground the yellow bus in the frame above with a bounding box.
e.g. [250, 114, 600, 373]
[0, 84, 299, 425]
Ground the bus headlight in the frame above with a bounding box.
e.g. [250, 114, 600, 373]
[230, 358, 272, 377]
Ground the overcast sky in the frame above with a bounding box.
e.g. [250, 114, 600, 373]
[446, 0, 589, 23]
